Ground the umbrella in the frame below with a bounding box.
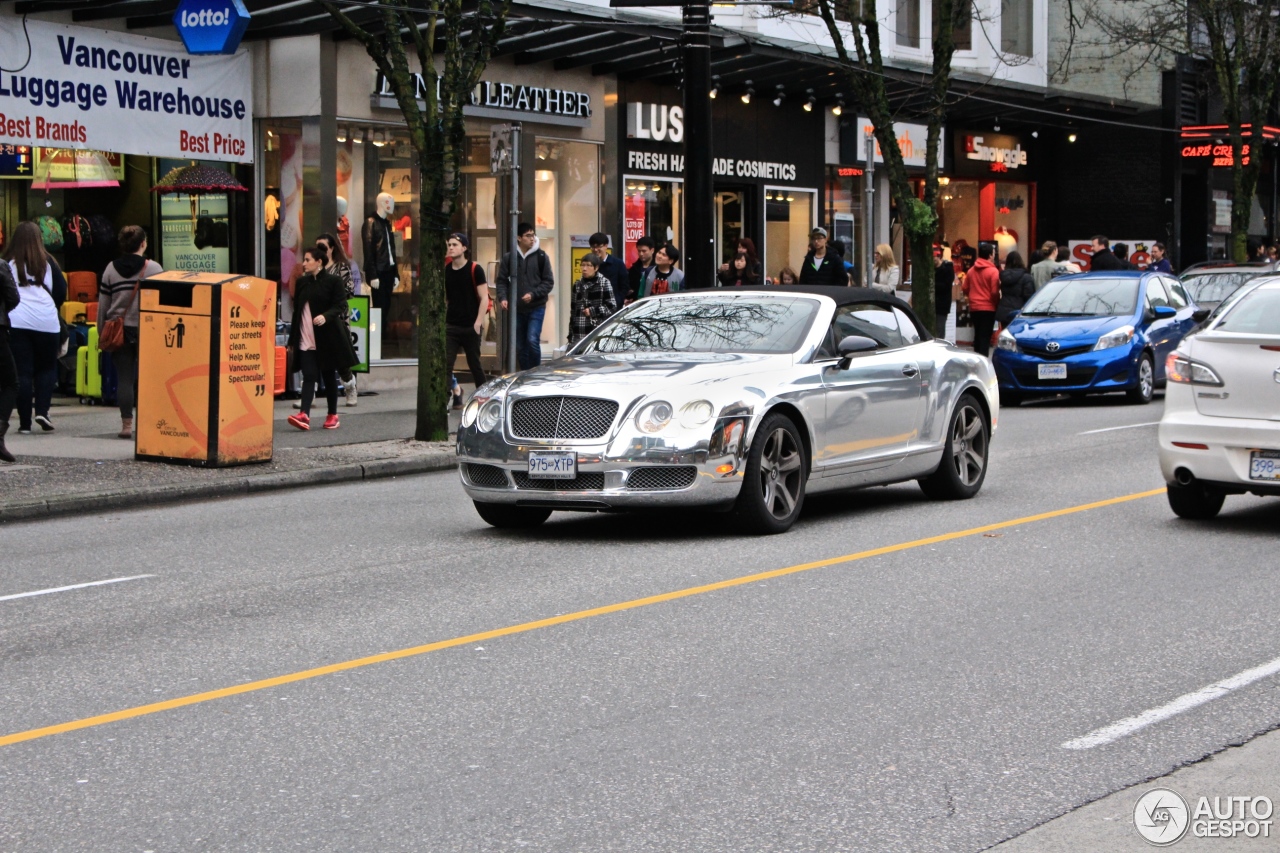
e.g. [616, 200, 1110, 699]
[32, 148, 120, 190]
[151, 164, 247, 235]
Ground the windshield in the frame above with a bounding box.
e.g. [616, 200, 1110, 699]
[1214, 286, 1280, 335]
[1182, 272, 1263, 305]
[1020, 278, 1140, 317]
[577, 295, 821, 355]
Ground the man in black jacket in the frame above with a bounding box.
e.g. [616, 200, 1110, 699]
[627, 236, 656, 303]
[798, 227, 848, 286]
[1087, 235, 1124, 271]
[589, 232, 630, 310]
[496, 222, 555, 369]
[933, 245, 955, 338]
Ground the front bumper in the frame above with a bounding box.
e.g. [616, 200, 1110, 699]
[994, 343, 1140, 395]
[1158, 404, 1280, 496]
[456, 416, 749, 510]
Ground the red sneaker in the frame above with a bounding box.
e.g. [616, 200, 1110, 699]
[323, 414, 340, 430]
[288, 412, 310, 431]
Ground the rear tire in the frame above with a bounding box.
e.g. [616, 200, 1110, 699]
[919, 394, 990, 500]
[473, 501, 552, 529]
[730, 413, 807, 534]
[1166, 482, 1225, 520]
[1126, 353, 1155, 404]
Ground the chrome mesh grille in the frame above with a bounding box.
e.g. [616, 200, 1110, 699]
[510, 396, 618, 440]
[627, 466, 698, 491]
[465, 464, 509, 488]
[512, 471, 606, 491]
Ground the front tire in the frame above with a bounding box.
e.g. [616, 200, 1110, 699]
[1126, 353, 1155, 404]
[1166, 482, 1225, 519]
[731, 413, 807, 534]
[473, 501, 552, 529]
[919, 394, 990, 500]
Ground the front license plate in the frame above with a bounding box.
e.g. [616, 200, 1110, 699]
[1038, 363, 1068, 380]
[1249, 450, 1280, 481]
[528, 451, 577, 479]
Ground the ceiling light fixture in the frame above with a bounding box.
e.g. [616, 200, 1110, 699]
[804, 88, 816, 112]
[709, 75, 720, 99]
[1068, 132, 1078, 143]
[741, 80, 754, 104]
[772, 84, 786, 107]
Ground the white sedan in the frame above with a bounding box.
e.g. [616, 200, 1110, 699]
[1158, 277, 1280, 518]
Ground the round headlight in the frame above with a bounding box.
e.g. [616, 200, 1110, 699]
[680, 400, 715, 428]
[636, 400, 673, 434]
[461, 398, 481, 428]
[477, 399, 504, 432]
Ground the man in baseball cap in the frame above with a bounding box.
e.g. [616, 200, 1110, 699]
[799, 225, 848, 286]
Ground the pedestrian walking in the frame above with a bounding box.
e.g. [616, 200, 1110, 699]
[0, 259, 19, 462]
[637, 243, 684, 297]
[717, 252, 759, 287]
[444, 232, 489, 408]
[4, 221, 66, 435]
[317, 231, 359, 407]
[933, 246, 955, 338]
[99, 225, 164, 439]
[1087, 235, 1123, 271]
[798, 227, 847, 286]
[626, 236, 656, 304]
[1148, 241, 1173, 273]
[775, 266, 799, 286]
[496, 222, 555, 370]
[963, 243, 1001, 357]
[719, 238, 762, 284]
[872, 244, 900, 294]
[996, 251, 1036, 328]
[588, 232, 630, 311]
[287, 245, 358, 431]
[1031, 241, 1062, 291]
[568, 254, 616, 346]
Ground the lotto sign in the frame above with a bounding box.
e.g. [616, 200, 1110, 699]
[0, 19, 252, 162]
[173, 0, 252, 56]
[347, 296, 370, 374]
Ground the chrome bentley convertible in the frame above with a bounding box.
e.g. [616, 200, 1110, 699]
[457, 286, 998, 534]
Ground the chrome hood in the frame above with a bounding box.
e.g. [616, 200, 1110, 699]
[508, 352, 793, 396]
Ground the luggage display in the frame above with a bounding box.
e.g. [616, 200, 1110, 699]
[66, 271, 97, 303]
[60, 301, 88, 325]
[76, 325, 102, 401]
[86, 302, 98, 323]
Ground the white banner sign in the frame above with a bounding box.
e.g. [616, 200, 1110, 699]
[1068, 240, 1158, 270]
[0, 19, 252, 163]
[854, 117, 944, 169]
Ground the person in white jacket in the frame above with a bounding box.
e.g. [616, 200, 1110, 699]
[872, 244, 900, 293]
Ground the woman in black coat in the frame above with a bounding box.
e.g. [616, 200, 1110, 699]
[287, 244, 357, 431]
[997, 251, 1037, 328]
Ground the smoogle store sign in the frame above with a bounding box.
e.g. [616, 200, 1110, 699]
[0, 19, 252, 163]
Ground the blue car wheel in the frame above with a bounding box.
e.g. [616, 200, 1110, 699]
[1125, 352, 1155, 404]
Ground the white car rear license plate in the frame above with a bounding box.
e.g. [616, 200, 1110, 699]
[1038, 363, 1068, 380]
[1249, 450, 1280, 481]
[528, 452, 577, 479]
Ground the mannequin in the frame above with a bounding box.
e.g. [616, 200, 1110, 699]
[335, 195, 351, 257]
[362, 192, 396, 315]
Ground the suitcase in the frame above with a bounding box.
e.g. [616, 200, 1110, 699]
[86, 302, 98, 323]
[77, 325, 102, 401]
[66, 271, 97, 303]
[273, 345, 287, 396]
[60, 300, 88, 325]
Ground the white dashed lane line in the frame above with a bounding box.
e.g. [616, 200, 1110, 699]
[0, 575, 156, 603]
[1077, 421, 1161, 436]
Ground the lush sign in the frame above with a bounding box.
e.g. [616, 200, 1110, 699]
[173, 0, 251, 56]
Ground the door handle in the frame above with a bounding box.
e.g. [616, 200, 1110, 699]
[901, 365, 919, 378]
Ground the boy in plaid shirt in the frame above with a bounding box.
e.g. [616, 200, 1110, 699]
[568, 254, 617, 345]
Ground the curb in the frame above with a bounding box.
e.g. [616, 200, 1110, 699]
[0, 453, 458, 523]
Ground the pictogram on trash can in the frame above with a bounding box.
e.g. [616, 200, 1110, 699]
[136, 271, 277, 466]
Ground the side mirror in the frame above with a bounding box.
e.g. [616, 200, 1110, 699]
[835, 335, 879, 368]
[1192, 307, 1212, 323]
[1153, 304, 1177, 319]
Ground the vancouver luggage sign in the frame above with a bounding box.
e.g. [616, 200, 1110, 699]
[0, 19, 252, 163]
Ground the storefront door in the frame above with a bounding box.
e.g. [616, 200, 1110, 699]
[715, 188, 747, 268]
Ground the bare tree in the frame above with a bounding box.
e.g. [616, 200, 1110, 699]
[1083, 0, 1280, 261]
[314, 0, 510, 440]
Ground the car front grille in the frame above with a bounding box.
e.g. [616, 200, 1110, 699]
[627, 466, 698, 491]
[512, 471, 607, 491]
[510, 396, 619, 440]
[1020, 343, 1094, 359]
[465, 464, 509, 488]
[1013, 367, 1098, 387]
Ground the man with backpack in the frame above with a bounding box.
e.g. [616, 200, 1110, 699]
[496, 222, 554, 370]
[443, 232, 489, 409]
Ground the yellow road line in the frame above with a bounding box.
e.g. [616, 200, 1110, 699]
[0, 487, 1166, 749]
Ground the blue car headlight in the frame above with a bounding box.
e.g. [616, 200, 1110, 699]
[997, 328, 1019, 352]
[1093, 324, 1135, 351]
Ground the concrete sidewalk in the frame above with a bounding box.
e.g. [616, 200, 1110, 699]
[0, 386, 459, 523]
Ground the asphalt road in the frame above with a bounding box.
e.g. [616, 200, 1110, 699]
[3, 393, 1278, 852]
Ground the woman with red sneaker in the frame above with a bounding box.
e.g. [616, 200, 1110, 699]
[287, 244, 357, 431]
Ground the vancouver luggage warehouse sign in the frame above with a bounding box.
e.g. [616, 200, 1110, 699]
[0, 19, 252, 163]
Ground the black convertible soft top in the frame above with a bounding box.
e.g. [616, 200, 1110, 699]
[720, 285, 934, 340]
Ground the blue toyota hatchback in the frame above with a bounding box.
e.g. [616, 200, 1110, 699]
[993, 272, 1201, 405]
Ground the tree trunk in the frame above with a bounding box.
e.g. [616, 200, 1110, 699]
[415, 153, 450, 442]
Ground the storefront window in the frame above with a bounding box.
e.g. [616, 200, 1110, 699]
[764, 187, 816, 279]
[533, 138, 600, 349]
[993, 181, 1030, 260]
[365, 129, 418, 360]
[825, 167, 865, 282]
[261, 120, 303, 289]
[1001, 0, 1034, 57]
[623, 177, 682, 265]
[937, 179, 981, 252]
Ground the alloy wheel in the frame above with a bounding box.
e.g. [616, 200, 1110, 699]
[758, 427, 804, 520]
[1139, 357, 1154, 399]
[950, 403, 988, 487]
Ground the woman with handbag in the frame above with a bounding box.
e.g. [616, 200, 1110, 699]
[0, 259, 20, 462]
[287, 244, 357, 431]
[5, 221, 67, 435]
[317, 231, 359, 407]
[100, 225, 163, 439]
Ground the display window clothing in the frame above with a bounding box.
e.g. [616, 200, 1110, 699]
[495, 239, 555, 314]
[996, 268, 1036, 327]
[361, 214, 397, 281]
[638, 265, 684, 298]
[100, 255, 163, 330]
[568, 272, 617, 345]
[872, 264, 900, 294]
[7, 259, 64, 335]
[963, 257, 1001, 312]
[798, 251, 847, 287]
[445, 261, 487, 328]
